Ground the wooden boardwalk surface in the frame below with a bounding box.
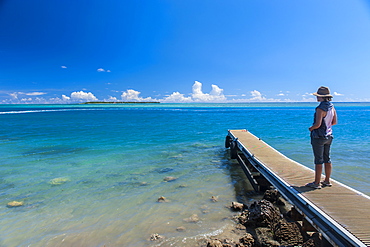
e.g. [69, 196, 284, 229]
[228, 130, 370, 247]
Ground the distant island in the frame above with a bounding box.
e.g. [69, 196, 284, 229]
[81, 101, 160, 104]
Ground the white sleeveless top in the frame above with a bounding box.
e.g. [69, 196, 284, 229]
[323, 107, 335, 136]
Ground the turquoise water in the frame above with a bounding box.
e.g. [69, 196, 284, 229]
[0, 103, 369, 246]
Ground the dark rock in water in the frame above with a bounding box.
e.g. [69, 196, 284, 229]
[206, 239, 223, 247]
[247, 199, 282, 227]
[235, 210, 249, 226]
[239, 233, 255, 247]
[163, 176, 177, 182]
[155, 167, 174, 173]
[210, 197, 317, 247]
[302, 232, 323, 247]
[255, 227, 280, 247]
[206, 238, 236, 247]
[200, 205, 210, 214]
[273, 221, 303, 246]
[117, 182, 129, 186]
[157, 196, 168, 202]
[263, 189, 280, 203]
[0, 179, 15, 190]
[130, 181, 149, 186]
[183, 214, 200, 223]
[230, 201, 246, 211]
[235, 223, 247, 231]
[149, 233, 164, 241]
[222, 238, 236, 246]
[76, 179, 94, 184]
[263, 189, 286, 206]
[176, 226, 186, 232]
[210, 196, 218, 202]
[288, 206, 304, 221]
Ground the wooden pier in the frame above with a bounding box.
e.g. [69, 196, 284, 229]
[226, 130, 370, 247]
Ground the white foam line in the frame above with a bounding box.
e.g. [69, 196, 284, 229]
[0, 108, 98, 115]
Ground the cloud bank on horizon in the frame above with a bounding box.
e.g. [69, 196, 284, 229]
[2, 81, 345, 104]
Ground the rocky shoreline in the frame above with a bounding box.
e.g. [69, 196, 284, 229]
[149, 189, 325, 247]
[204, 189, 323, 247]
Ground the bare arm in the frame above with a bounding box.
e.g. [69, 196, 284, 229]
[309, 108, 326, 131]
[332, 108, 337, 126]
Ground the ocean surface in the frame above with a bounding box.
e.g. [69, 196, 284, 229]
[1, 102, 369, 247]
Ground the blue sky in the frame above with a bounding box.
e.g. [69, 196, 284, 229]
[1, 0, 370, 103]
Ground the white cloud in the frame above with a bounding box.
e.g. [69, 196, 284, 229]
[300, 92, 316, 102]
[48, 97, 62, 103]
[8, 91, 46, 98]
[210, 84, 224, 96]
[97, 68, 111, 72]
[333, 92, 343, 96]
[106, 96, 118, 102]
[191, 81, 227, 102]
[61, 66, 67, 69]
[20, 98, 32, 102]
[161, 81, 227, 103]
[277, 91, 286, 96]
[161, 92, 193, 103]
[62, 95, 71, 101]
[9, 92, 18, 99]
[249, 90, 266, 101]
[25, 92, 46, 96]
[121, 89, 156, 102]
[70, 91, 98, 102]
[6, 81, 351, 104]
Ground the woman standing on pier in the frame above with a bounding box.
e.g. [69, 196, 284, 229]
[306, 86, 337, 189]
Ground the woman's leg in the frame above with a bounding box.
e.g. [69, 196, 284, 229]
[323, 137, 333, 183]
[324, 163, 332, 183]
[311, 138, 325, 185]
[315, 164, 323, 184]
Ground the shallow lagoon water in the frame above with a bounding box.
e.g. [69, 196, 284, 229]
[0, 103, 369, 246]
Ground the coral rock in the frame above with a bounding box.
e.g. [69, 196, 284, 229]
[247, 199, 282, 227]
[273, 221, 303, 246]
[206, 239, 223, 247]
[150, 233, 164, 241]
[176, 226, 186, 232]
[230, 201, 246, 211]
[49, 177, 70, 185]
[157, 196, 167, 202]
[238, 233, 255, 247]
[163, 176, 177, 182]
[255, 227, 280, 247]
[263, 189, 280, 203]
[302, 232, 322, 247]
[183, 214, 200, 223]
[7, 201, 24, 207]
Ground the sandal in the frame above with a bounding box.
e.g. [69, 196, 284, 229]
[305, 182, 322, 189]
[321, 181, 332, 187]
